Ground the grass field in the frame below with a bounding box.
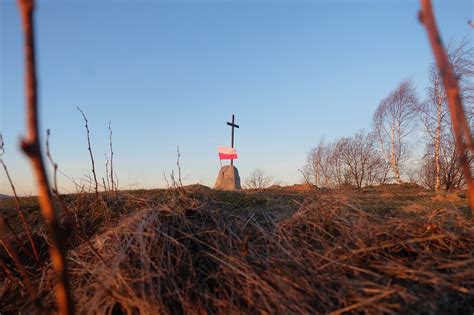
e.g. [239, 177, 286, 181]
[1, 184, 473, 314]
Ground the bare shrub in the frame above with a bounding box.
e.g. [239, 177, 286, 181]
[303, 130, 389, 188]
[244, 169, 272, 189]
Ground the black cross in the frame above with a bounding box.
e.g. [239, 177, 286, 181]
[226, 114, 239, 165]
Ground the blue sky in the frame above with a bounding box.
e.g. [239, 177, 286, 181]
[0, 0, 472, 195]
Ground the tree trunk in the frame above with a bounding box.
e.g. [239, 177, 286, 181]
[390, 124, 403, 183]
[434, 81, 442, 191]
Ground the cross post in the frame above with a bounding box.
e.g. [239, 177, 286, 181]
[226, 114, 239, 166]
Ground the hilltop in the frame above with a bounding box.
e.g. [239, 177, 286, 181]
[1, 184, 473, 314]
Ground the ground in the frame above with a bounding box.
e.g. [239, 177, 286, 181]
[0, 184, 473, 314]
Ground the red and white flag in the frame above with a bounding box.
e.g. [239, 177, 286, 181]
[218, 146, 238, 160]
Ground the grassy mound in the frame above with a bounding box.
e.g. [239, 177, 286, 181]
[1, 186, 473, 314]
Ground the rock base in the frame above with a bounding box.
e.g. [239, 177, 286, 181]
[214, 165, 241, 191]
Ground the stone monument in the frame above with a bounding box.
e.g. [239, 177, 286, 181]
[214, 114, 241, 190]
[214, 165, 241, 190]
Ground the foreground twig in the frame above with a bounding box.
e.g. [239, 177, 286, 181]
[16, 0, 74, 313]
[419, 0, 474, 214]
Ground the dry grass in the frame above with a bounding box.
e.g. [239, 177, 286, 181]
[1, 185, 473, 314]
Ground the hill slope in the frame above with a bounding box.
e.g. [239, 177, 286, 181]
[1, 185, 473, 314]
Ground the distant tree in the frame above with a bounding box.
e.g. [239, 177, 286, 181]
[303, 131, 389, 188]
[244, 169, 272, 189]
[339, 130, 390, 188]
[303, 139, 346, 188]
[419, 39, 474, 190]
[373, 80, 419, 183]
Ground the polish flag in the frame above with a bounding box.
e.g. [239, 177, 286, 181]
[218, 146, 238, 160]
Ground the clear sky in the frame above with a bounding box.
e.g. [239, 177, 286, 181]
[0, 0, 472, 195]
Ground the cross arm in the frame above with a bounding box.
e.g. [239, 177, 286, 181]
[227, 122, 240, 128]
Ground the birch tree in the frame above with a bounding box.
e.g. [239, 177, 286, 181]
[373, 80, 418, 183]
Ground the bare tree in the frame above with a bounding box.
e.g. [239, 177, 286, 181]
[303, 131, 389, 188]
[244, 169, 272, 189]
[373, 80, 419, 183]
[303, 139, 344, 188]
[340, 130, 390, 188]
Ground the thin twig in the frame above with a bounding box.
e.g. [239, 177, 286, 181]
[16, 0, 74, 313]
[0, 134, 40, 265]
[0, 214, 38, 300]
[45, 130, 105, 263]
[176, 145, 183, 187]
[108, 120, 115, 192]
[104, 153, 110, 191]
[1, 215, 37, 263]
[77, 106, 99, 196]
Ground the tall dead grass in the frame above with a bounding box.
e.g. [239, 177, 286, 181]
[21, 190, 473, 314]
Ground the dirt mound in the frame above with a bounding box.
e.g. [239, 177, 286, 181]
[181, 183, 212, 191]
[281, 183, 318, 192]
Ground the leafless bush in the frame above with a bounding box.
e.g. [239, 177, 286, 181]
[303, 130, 389, 188]
[244, 169, 272, 189]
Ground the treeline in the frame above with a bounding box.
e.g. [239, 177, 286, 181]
[303, 40, 474, 190]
